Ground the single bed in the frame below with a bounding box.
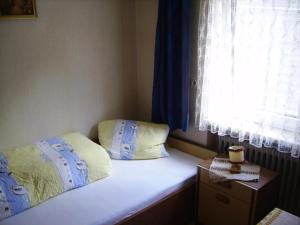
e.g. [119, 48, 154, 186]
[257, 208, 300, 225]
[1, 146, 202, 225]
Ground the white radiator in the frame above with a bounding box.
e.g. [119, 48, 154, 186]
[218, 135, 300, 217]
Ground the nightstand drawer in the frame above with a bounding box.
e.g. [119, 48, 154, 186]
[198, 183, 250, 225]
[199, 168, 252, 203]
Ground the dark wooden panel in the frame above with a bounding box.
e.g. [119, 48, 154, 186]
[198, 183, 250, 225]
[117, 181, 196, 225]
[251, 176, 280, 224]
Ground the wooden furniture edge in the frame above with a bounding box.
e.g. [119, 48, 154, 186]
[167, 136, 217, 160]
[116, 176, 196, 225]
[94, 135, 217, 160]
[250, 175, 281, 224]
[197, 159, 280, 192]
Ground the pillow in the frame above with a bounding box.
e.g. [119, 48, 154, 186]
[0, 132, 111, 221]
[98, 119, 170, 159]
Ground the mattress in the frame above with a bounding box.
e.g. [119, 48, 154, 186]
[258, 208, 300, 225]
[1, 148, 200, 225]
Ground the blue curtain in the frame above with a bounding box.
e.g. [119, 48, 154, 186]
[152, 0, 191, 131]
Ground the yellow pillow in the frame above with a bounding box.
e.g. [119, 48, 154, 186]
[98, 120, 170, 159]
[0, 132, 111, 221]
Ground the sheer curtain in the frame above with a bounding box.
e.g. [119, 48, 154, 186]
[195, 0, 300, 158]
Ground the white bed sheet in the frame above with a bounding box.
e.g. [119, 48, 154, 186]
[1, 148, 200, 225]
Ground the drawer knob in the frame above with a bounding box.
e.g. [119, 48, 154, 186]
[215, 193, 230, 205]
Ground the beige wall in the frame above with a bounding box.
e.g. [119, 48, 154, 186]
[0, 0, 137, 149]
[135, 0, 157, 121]
[135, 0, 208, 145]
[0, 0, 208, 150]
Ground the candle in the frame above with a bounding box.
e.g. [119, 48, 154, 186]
[228, 146, 245, 164]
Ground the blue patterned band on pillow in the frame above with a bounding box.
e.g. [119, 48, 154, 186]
[0, 153, 31, 219]
[36, 137, 89, 190]
[0, 132, 111, 221]
[98, 119, 170, 160]
[110, 120, 138, 160]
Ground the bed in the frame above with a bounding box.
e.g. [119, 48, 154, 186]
[257, 208, 300, 225]
[1, 142, 205, 225]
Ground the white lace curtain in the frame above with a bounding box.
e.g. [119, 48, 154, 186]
[195, 0, 300, 158]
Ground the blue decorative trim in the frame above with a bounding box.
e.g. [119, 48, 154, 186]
[0, 153, 30, 218]
[39, 137, 88, 189]
[120, 120, 137, 159]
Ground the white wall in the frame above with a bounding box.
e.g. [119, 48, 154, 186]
[0, 0, 137, 149]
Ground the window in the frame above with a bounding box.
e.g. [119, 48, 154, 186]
[195, 0, 300, 157]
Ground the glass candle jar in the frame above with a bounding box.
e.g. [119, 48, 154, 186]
[228, 146, 245, 164]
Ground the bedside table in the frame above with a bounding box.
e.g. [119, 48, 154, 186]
[197, 160, 280, 225]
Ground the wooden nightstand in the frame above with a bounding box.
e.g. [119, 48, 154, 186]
[197, 159, 280, 225]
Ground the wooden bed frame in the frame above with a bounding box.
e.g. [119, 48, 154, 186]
[116, 137, 216, 225]
[117, 177, 196, 225]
